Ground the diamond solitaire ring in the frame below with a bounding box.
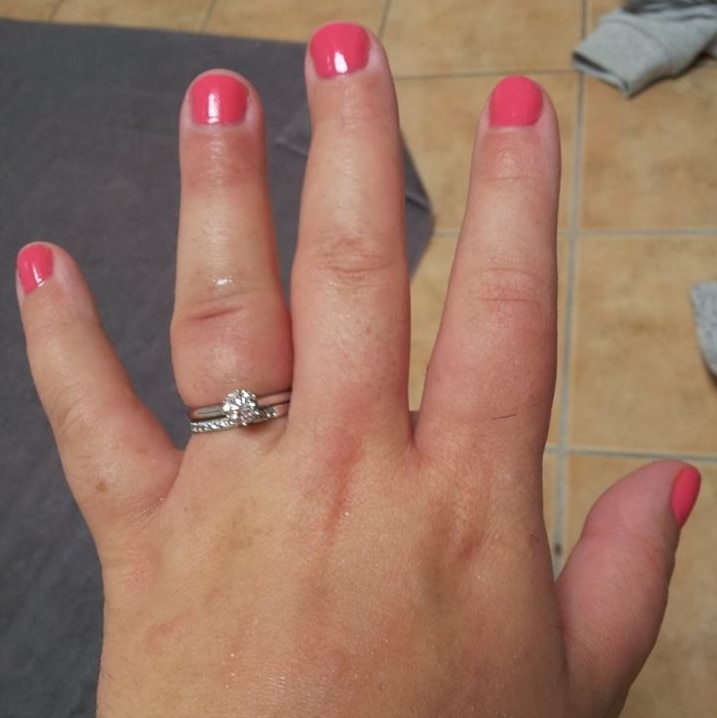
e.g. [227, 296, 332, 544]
[188, 388, 291, 433]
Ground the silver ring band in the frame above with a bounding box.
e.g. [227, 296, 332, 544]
[189, 388, 291, 433]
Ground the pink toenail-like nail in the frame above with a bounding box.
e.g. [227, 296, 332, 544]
[670, 466, 701, 528]
[489, 75, 544, 127]
[191, 73, 248, 125]
[17, 244, 54, 294]
[310, 22, 370, 79]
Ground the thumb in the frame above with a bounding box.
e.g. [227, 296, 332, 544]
[557, 460, 700, 714]
[15, 242, 181, 551]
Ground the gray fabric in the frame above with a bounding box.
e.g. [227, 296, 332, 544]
[573, 4, 717, 96]
[692, 283, 717, 376]
[0, 19, 433, 717]
[626, 0, 717, 10]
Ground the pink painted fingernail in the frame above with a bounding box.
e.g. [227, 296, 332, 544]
[17, 244, 54, 294]
[191, 73, 249, 125]
[489, 75, 544, 127]
[310, 22, 370, 78]
[670, 466, 701, 528]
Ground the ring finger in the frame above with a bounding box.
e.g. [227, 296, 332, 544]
[171, 71, 293, 420]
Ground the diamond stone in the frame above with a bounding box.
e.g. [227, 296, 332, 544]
[222, 389, 259, 426]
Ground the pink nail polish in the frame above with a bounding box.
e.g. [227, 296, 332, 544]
[17, 244, 53, 294]
[670, 466, 701, 528]
[309, 22, 370, 78]
[191, 73, 248, 125]
[489, 75, 544, 127]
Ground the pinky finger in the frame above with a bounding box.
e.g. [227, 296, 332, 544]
[16, 243, 180, 548]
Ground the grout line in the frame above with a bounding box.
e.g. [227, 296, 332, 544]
[565, 447, 717, 464]
[553, 67, 588, 570]
[394, 68, 576, 83]
[580, 228, 717, 237]
[377, 0, 393, 40]
[580, 0, 589, 39]
[199, 0, 219, 32]
[49, 0, 64, 21]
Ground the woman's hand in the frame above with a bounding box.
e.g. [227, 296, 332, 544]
[15, 22, 700, 718]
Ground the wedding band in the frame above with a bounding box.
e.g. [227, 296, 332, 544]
[189, 388, 291, 433]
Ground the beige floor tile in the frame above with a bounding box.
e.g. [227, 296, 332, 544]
[0, 0, 56, 19]
[586, 0, 616, 31]
[581, 67, 717, 230]
[383, 0, 581, 76]
[396, 72, 578, 233]
[409, 232, 568, 448]
[54, 0, 209, 30]
[569, 235, 717, 454]
[552, 232, 570, 448]
[542, 452, 558, 549]
[204, 0, 385, 41]
[409, 235, 455, 411]
[564, 455, 717, 718]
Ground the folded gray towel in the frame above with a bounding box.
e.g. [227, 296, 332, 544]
[626, 0, 717, 10]
[692, 283, 717, 377]
[573, 5, 717, 95]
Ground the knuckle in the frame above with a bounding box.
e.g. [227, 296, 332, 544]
[186, 138, 261, 196]
[173, 283, 275, 325]
[317, 85, 392, 136]
[307, 228, 396, 288]
[473, 265, 552, 329]
[478, 136, 545, 186]
[48, 380, 99, 442]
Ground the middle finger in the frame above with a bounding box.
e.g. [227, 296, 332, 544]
[290, 23, 411, 439]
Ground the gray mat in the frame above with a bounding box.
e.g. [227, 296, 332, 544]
[0, 19, 433, 717]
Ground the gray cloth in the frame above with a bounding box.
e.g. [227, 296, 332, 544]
[573, 3, 717, 96]
[626, 0, 717, 10]
[692, 283, 717, 376]
[0, 19, 433, 718]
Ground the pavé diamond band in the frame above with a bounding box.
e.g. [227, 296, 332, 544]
[189, 388, 291, 433]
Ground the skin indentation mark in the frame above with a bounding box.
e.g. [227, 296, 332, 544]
[492, 413, 518, 421]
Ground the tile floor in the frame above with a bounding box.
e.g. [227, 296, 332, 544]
[2, 0, 716, 715]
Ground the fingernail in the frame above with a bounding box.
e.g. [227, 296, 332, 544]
[191, 73, 248, 125]
[489, 75, 544, 127]
[670, 466, 701, 528]
[310, 22, 370, 79]
[17, 243, 54, 294]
